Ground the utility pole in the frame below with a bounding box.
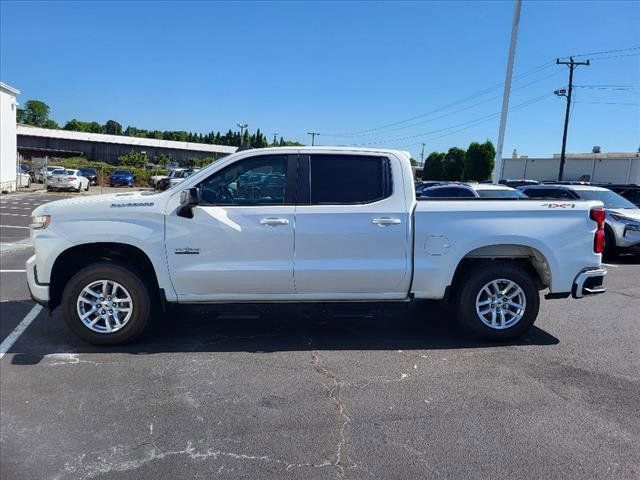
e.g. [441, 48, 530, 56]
[237, 123, 248, 148]
[272, 132, 279, 146]
[555, 57, 590, 181]
[420, 143, 426, 167]
[492, 0, 522, 184]
[307, 131, 320, 146]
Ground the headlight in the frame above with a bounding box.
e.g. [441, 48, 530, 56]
[30, 215, 51, 230]
[610, 213, 640, 231]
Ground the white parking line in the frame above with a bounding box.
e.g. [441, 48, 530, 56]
[0, 213, 30, 217]
[0, 270, 26, 273]
[0, 304, 43, 360]
[0, 225, 30, 229]
[602, 263, 619, 268]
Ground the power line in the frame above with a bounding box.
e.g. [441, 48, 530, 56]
[562, 45, 640, 59]
[327, 69, 562, 138]
[392, 94, 553, 150]
[574, 101, 639, 106]
[574, 85, 636, 90]
[352, 93, 552, 147]
[323, 60, 556, 137]
[591, 53, 640, 61]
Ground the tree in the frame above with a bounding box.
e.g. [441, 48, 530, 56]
[42, 119, 59, 129]
[63, 119, 84, 131]
[442, 147, 466, 181]
[17, 100, 54, 127]
[118, 150, 148, 168]
[105, 120, 123, 135]
[423, 152, 445, 180]
[463, 141, 496, 181]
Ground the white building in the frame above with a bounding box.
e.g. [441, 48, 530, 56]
[0, 82, 20, 192]
[502, 150, 640, 184]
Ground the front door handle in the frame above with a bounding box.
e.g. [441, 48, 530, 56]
[260, 217, 290, 226]
[372, 217, 402, 226]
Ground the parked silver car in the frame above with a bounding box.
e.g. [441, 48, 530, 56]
[418, 183, 527, 199]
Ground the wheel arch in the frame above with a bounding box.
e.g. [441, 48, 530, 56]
[49, 242, 160, 310]
[449, 243, 553, 297]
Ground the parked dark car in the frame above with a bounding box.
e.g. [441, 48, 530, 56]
[499, 179, 540, 188]
[78, 167, 98, 185]
[415, 181, 446, 196]
[109, 169, 135, 187]
[600, 184, 640, 208]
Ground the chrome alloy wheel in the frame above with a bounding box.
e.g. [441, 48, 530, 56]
[475, 279, 526, 330]
[76, 280, 133, 333]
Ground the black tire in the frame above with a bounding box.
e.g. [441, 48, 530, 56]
[455, 262, 540, 341]
[62, 262, 152, 345]
[603, 228, 617, 260]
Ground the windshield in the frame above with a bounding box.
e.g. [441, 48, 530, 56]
[51, 169, 64, 175]
[577, 189, 637, 209]
[112, 170, 130, 175]
[477, 189, 527, 199]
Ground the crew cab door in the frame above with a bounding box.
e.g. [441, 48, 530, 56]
[293, 153, 411, 298]
[165, 154, 297, 301]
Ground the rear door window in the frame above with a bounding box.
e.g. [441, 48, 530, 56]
[307, 154, 391, 204]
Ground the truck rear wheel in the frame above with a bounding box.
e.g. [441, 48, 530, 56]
[62, 262, 151, 345]
[456, 262, 539, 341]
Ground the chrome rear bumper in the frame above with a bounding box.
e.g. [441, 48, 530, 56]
[572, 268, 607, 299]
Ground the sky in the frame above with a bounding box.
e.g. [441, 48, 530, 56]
[1, 1, 638, 160]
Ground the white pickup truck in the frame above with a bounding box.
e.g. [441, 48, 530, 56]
[27, 147, 607, 345]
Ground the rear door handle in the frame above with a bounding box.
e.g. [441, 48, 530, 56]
[372, 217, 401, 226]
[260, 217, 290, 226]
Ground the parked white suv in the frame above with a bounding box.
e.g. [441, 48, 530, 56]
[27, 147, 607, 344]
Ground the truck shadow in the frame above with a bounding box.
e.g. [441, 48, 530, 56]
[10, 300, 559, 364]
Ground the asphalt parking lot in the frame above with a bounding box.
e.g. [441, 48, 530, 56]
[1, 190, 639, 480]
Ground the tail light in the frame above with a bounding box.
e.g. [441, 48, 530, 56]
[590, 208, 606, 254]
[68, 177, 77, 180]
[47, 175, 53, 180]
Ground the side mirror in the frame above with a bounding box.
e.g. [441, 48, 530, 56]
[178, 187, 199, 218]
[180, 187, 199, 206]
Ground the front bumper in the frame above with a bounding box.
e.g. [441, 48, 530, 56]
[572, 267, 607, 299]
[26, 255, 50, 306]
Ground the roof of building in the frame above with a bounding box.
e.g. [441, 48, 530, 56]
[0, 82, 20, 95]
[17, 124, 238, 154]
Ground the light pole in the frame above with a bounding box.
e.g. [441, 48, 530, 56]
[237, 123, 248, 148]
[420, 143, 426, 167]
[272, 132, 279, 146]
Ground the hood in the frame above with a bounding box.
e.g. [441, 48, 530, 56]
[608, 208, 640, 221]
[33, 190, 164, 216]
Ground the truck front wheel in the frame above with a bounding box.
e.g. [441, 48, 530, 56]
[62, 262, 151, 345]
[456, 262, 540, 341]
